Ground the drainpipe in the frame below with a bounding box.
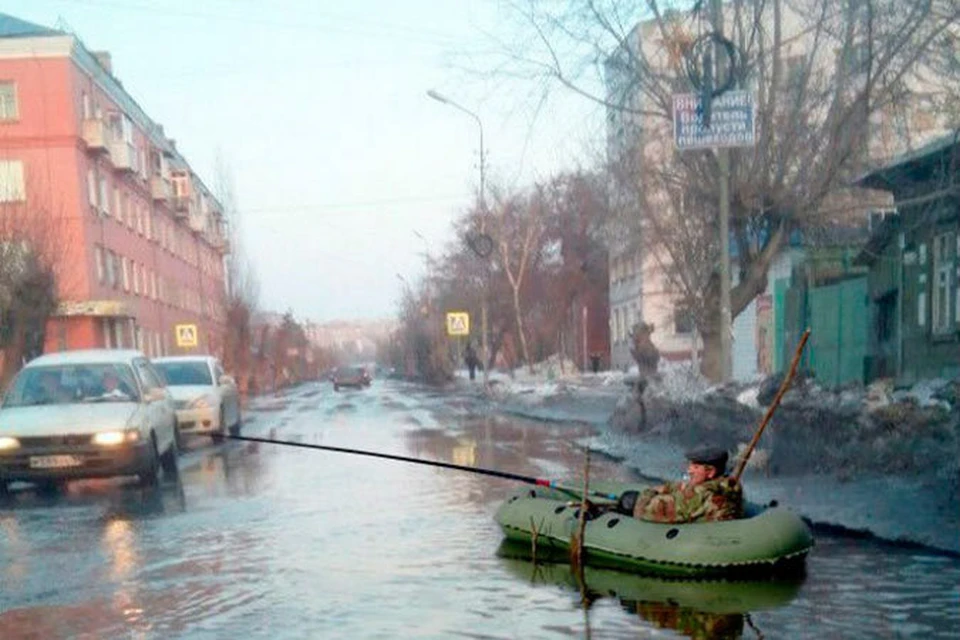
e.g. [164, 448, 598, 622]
[896, 232, 904, 378]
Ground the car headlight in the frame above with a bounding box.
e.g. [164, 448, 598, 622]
[0, 436, 20, 451]
[93, 430, 140, 446]
[188, 395, 215, 409]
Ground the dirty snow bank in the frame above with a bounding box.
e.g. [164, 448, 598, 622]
[476, 364, 960, 554]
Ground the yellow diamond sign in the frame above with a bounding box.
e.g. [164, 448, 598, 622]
[445, 312, 470, 337]
[175, 324, 198, 347]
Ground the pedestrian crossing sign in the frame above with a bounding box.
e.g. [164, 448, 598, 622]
[175, 324, 198, 347]
[446, 312, 470, 336]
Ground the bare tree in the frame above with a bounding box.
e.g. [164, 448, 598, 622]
[482, 0, 960, 379]
[214, 153, 260, 400]
[0, 175, 74, 386]
[487, 184, 549, 373]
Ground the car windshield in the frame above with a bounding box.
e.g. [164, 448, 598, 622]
[2, 363, 141, 407]
[154, 361, 213, 386]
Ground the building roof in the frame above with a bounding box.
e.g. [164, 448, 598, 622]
[0, 13, 62, 38]
[858, 130, 960, 191]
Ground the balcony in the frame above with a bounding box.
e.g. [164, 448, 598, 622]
[150, 175, 172, 202]
[211, 235, 230, 255]
[108, 140, 137, 173]
[188, 214, 206, 233]
[173, 196, 191, 218]
[81, 119, 109, 153]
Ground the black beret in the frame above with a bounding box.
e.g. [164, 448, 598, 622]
[684, 446, 729, 472]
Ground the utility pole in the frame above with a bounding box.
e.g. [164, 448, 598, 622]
[711, 0, 733, 383]
[426, 90, 491, 386]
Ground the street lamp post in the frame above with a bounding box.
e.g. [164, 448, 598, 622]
[427, 89, 490, 386]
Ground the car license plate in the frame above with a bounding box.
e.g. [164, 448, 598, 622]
[29, 455, 83, 469]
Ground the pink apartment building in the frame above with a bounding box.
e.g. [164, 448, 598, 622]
[0, 14, 228, 357]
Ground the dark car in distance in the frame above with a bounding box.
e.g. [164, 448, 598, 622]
[332, 366, 371, 391]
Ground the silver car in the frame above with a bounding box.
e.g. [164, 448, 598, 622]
[0, 350, 179, 494]
[152, 356, 242, 441]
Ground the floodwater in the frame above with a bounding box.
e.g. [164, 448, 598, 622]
[1, 381, 957, 639]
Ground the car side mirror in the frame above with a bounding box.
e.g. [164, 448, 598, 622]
[219, 375, 236, 386]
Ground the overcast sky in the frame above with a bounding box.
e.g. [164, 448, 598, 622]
[12, 0, 608, 322]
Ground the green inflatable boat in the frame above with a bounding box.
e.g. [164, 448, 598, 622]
[497, 539, 804, 614]
[494, 482, 814, 578]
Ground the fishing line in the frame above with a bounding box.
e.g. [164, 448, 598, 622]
[215, 432, 619, 501]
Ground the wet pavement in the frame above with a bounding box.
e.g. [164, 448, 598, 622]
[1, 380, 958, 639]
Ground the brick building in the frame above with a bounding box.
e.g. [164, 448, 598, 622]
[0, 13, 228, 357]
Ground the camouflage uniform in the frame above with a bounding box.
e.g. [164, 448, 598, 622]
[634, 602, 744, 639]
[632, 477, 744, 524]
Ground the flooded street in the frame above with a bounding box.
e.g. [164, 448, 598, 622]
[1, 381, 958, 639]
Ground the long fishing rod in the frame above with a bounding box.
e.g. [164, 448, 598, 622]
[218, 433, 620, 501]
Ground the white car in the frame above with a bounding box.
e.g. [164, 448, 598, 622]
[152, 356, 241, 441]
[0, 349, 179, 494]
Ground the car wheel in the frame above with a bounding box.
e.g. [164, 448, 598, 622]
[174, 424, 186, 451]
[160, 427, 179, 478]
[139, 434, 161, 487]
[211, 407, 227, 442]
[0, 481, 9, 499]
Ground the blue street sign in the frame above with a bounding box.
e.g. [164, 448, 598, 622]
[674, 90, 756, 150]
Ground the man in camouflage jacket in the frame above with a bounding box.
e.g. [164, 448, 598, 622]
[632, 446, 744, 523]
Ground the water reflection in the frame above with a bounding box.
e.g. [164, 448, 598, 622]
[401, 415, 639, 509]
[178, 438, 266, 499]
[497, 540, 803, 639]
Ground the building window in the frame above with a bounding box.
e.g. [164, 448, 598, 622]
[99, 176, 110, 215]
[114, 187, 122, 221]
[87, 169, 98, 208]
[840, 43, 870, 75]
[113, 320, 124, 349]
[151, 270, 157, 299]
[105, 250, 116, 288]
[121, 256, 130, 291]
[82, 91, 91, 120]
[932, 232, 955, 335]
[95, 246, 104, 284]
[674, 306, 695, 335]
[0, 82, 18, 120]
[783, 55, 806, 91]
[0, 160, 25, 202]
[102, 319, 112, 349]
[133, 262, 140, 295]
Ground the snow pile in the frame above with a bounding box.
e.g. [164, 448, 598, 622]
[737, 386, 761, 409]
[894, 378, 954, 411]
[647, 361, 711, 402]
